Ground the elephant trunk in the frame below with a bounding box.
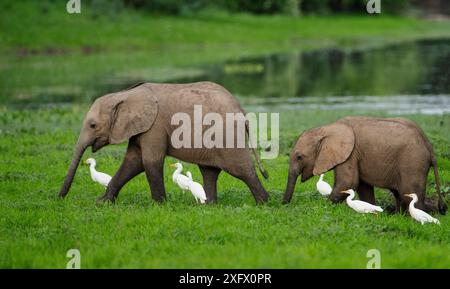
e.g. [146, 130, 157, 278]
[58, 139, 87, 198]
[283, 169, 299, 204]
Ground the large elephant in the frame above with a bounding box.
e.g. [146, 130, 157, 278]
[58, 82, 269, 204]
[283, 116, 447, 215]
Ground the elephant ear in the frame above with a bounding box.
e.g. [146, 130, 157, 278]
[313, 122, 355, 175]
[109, 86, 158, 144]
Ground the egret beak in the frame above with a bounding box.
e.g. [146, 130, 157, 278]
[341, 190, 349, 194]
[169, 164, 177, 168]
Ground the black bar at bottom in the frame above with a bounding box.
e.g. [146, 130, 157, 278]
[0, 269, 447, 288]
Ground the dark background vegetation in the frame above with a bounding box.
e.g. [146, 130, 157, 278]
[99, 0, 449, 16]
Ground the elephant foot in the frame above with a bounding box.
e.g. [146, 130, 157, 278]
[151, 195, 166, 204]
[385, 204, 398, 215]
[438, 202, 447, 215]
[96, 194, 116, 205]
[329, 193, 347, 204]
[423, 197, 447, 215]
[255, 190, 269, 205]
[205, 198, 217, 205]
[255, 196, 269, 205]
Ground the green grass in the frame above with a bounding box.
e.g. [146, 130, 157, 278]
[3, 2, 450, 51]
[1, 106, 449, 268]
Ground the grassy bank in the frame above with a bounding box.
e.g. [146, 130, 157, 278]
[0, 106, 449, 268]
[3, 2, 450, 52]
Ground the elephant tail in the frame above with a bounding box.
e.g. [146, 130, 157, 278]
[431, 157, 447, 215]
[245, 123, 269, 179]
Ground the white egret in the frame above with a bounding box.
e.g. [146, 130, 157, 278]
[170, 163, 207, 204]
[170, 163, 191, 191]
[406, 193, 440, 225]
[342, 189, 383, 214]
[85, 158, 112, 188]
[186, 179, 207, 204]
[316, 174, 332, 196]
[186, 170, 207, 203]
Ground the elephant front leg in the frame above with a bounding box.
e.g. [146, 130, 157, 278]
[97, 141, 144, 203]
[357, 180, 375, 204]
[143, 158, 166, 203]
[329, 186, 353, 204]
[329, 164, 359, 204]
[387, 189, 403, 214]
[199, 166, 221, 204]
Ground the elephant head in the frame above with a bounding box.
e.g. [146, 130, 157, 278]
[283, 122, 355, 203]
[58, 85, 158, 198]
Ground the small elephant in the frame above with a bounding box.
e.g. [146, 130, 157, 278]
[58, 82, 269, 204]
[283, 116, 447, 215]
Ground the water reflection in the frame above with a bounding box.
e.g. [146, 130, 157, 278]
[175, 39, 450, 98]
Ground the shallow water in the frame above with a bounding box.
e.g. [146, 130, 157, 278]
[2, 38, 450, 114]
[243, 94, 450, 115]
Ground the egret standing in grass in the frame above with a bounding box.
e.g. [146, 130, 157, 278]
[170, 163, 207, 204]
[342, 189, 383, 214]
[406, 193, 440, 225]
[186, 177, 207, 204]
[316, 174, 332, 196]
[170, 163, 191, 192]
[85, 158, 112, 188]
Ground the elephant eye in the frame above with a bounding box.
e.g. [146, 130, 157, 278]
[297, 155, 302, 161]
[90, 123, 96, 129]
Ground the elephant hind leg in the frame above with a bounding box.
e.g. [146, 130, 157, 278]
[424, 197, 441, 213]
[199, 165, 221, 204]
[223, 160, 268, 204]
[239, 172, 269, 204]
[398, 187, 430, 214]
[398, 170, 435, 213]
[357, 180, 375, 204]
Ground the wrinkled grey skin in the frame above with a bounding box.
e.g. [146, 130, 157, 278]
[283, 116, 447, 215]
[59, 82, 269, 204]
